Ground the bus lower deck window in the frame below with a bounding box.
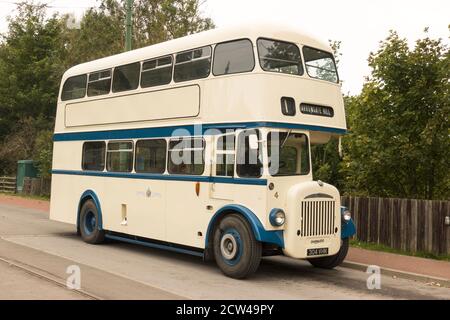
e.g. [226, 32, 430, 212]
[106, 141, 134, 172]
[236, 130, 263, 178]
[82, 141, 106, 171]
[216, 135, 235, 177]
[135, 139, 167, 173]
[168, 138, 205, 175]
[267, 132, 310, 176]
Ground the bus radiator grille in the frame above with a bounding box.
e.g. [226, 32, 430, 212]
[299, 200, 336, 237]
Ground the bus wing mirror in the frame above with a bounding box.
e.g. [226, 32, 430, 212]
[249, 134, 259, 150]
[338, 137, 343, 159]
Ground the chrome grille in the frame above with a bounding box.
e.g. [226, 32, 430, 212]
[300, 200, 336, 237]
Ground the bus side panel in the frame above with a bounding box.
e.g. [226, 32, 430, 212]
[165, 180, 209, 248]
[165, 182, 268, 250]
[100, 177, 166, 241]
[49, 174, 81, 225]
[50, 141, 83, 225]
[65, 85, 200, 127]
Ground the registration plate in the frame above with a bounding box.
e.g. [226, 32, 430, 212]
[307, 248, 329, 256]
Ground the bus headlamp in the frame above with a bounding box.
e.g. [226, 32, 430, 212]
[269, 209, 286, 227]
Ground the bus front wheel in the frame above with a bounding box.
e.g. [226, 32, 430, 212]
[213, 214, 262, 279]
[79, 199, 105, 244]
[307, 237, 349, 269]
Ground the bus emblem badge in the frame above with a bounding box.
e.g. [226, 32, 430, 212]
[146, 188, 152, 198]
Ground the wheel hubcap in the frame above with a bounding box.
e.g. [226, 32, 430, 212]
[84, 211, 96, 235]
[220, 233, 238, 260]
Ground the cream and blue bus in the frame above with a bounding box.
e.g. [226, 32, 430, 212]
[50, 24, 356, 279]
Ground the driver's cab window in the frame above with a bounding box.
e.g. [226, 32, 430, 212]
[236, 129, 263, 178]
[267, 131, 310, 176]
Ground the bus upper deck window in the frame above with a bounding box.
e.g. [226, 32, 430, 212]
[213, 39, 255, 76]
[141, 56, 173, 88]
[112, 62, 140, 92]
[174, 46, 211, 82]
[87, 69, 112, 97]
[61, 74, 87, 101]
[257, 38, 303, 75]
[303, 46, 339, 83]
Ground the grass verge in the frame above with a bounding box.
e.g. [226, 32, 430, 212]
[0, 192, 50, 201]
[350, 239, 450, 262]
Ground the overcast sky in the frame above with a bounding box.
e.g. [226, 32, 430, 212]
[0, 0, 448, 95]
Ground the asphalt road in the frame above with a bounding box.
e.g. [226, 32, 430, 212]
[0, 203, 449, 300]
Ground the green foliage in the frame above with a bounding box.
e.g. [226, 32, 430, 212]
[63, 0, 214, 66]
[311, 138, 343, 188]
[0, 2, 447, 201]
[0, 3, 65, 139]
[0, 116, 50, 175]
[0, 0, 214, 176]
[33, 129, 53, 178]
[341, 30, 449, 200]
[310, 40, 344, 187]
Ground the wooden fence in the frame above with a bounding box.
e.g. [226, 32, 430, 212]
[22, 177, 51, 197]
[341, 196, 450, 255]
[0, 176, 16, 193]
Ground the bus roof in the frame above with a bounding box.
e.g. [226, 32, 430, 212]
[63, 23, 331, 79]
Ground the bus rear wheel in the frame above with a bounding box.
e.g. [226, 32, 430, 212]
[213, 214, 262, 279]
[308, 237, 349, 269]
[79, 199, 105, 244]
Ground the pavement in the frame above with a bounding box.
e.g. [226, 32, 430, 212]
[0, 194, 449, 299]
[345, 247, 450, 287]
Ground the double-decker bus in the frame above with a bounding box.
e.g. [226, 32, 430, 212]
[50, 24, 356, 279]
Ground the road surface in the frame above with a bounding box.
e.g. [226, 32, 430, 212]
[0, 203, 449, 300]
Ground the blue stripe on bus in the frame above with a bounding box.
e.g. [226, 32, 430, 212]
[51, 169, 268, 186]
[53, 121, 347, 142]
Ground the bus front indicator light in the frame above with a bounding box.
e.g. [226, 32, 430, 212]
[269, 209, 286, 227]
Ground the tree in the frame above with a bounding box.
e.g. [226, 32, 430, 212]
[311, 40, 344, 187]
[33, 129, 53, 178]
[341, 30, 449, 200]
[0, 2, 65, 140]
[0, 116, 51, 175]
[0, 0, 214, 176]
[64, 0, 214, 66]
[61, 7, 124, 67]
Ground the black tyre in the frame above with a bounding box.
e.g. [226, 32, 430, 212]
[308, 237, 349, 269]
[79, 199, 105, 244]
[213, 214, 262, 279]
